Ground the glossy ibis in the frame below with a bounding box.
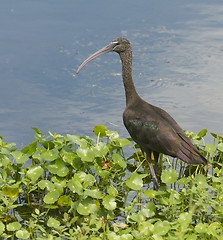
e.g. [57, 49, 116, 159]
[76, 37, 207, 190]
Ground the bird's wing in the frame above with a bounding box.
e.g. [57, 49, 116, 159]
[123, 102, 207, 165]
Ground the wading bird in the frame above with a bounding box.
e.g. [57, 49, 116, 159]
[76, 37, 207, 190]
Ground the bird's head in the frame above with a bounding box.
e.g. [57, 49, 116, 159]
[76, 37, 131, 74]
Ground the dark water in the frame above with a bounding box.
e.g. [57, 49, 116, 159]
[1, 0, 223, 148]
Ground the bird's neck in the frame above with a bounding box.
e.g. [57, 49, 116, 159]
[120, 50, 140, 106]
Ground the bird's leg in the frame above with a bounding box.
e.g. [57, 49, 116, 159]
[143, 151, 159, 191]
[153, 152, 159, 176]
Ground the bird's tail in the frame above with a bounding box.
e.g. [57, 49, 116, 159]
[177, 133, 207, 165]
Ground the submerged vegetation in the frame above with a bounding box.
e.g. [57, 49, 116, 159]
[0, 125, 222, 239]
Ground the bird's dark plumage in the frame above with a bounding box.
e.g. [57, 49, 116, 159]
[76, 37, 207, 190]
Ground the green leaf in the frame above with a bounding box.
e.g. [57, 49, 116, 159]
[83, 174, 96, 188]
[107, 186, 118, 196]
[194, 174, 209, 189]
[217, 143, 223, 152]
[116, 138, 130, 147]
[142, 202, 156, 217]
[0, 221, 5, 235]
[27, 166, 44, 182]
[206, 144, 216, 154]
[120, 234, 133, 240]
[177, 177, 190, 185]
[38, 180, 55, 191]
[153, 220, 171, 236]
[47, 158, 69, 177]
[144, 190, 157, 198]
[0, 154, 10, 167]
[138, 221, 154, 236]
[77, 146, 95, 162]
[126, 172, 146, 190]
[16, 229, 30, 239]
[178, 212, 192, 226]
[77, 198, 98, 215]
[161, 168, 178, 184]
[106, 130, 119, 140]
[67, 177, 83, 195]
[93, 125, 107, 138]
[65, 134, 88, 147]
[41, 149, 58, 161]
[7, 222, 21, 232]
[112, 153, 127, 168]
[197, 129, 207, 138]
[47, 218, 60, 229]
[92, 142, 109, 157]
[195, 223, 208, 233]
[84, 188, 102, 198]
[2, 186, 19, 198]
[103, 195, 117, 210]
[21, 140, 37, 155]
[63, 152, 82, 169]
[43, 191, 60, 204]
[11, 151, 29, 164]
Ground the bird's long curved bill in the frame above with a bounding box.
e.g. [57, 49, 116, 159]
[76, 42, 117, 74]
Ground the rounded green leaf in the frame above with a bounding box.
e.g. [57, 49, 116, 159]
[106, 130, 119, 140]
[144, 190, 157, 198]
[178, 212, 192, 226]
[120, 234, 133, 240]
[67, 177, 83, 195]
[77, 198, 98, 215]
[43, 191, 60, 204]
[194, 174, 209, 189]
[83, 174, 96, 188]
[153, 220, 171, 236]
[27, 166, 44, 182]
[126, 172, 146, 190]
[58, 195, 72, 207]
[161, 168, 178, 184]
[2, 186, 19, 198]
[116, 138, 130, 147]
[38, 180, 55, 191]
[11, 151, 29, 164]
[0, 221, 5, 235]
[217, 143, 223, 152]
[77, 146, 95, 162]
[41, 149, 58, 161]
[112, 153, 127, 168]
[84, 188, 102, 199]
[93, 125, 107, 138]
[139, 221, 154, 236]
[103, 195, 117, 210]
[0, 154, 10, 167]
[107, 232, 120, 240]
[107, 186, 118, 196]
[206, 144, 216, 154]
[47, 158, 69, 177]
[66, 134, 88, 147]
[177, 177, 190, 185]
[47, 218, 60, 229]
[92, 142, 109, 157]
[7, 222, 21, 231]
[142, 202, 156, 218]
[195, 223, 208, 233]
[16, 229, 30, 239]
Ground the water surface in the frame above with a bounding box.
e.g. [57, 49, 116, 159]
[1, 0, 223, 148]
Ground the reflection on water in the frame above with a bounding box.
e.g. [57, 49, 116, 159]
[0, 0, 223, 148]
